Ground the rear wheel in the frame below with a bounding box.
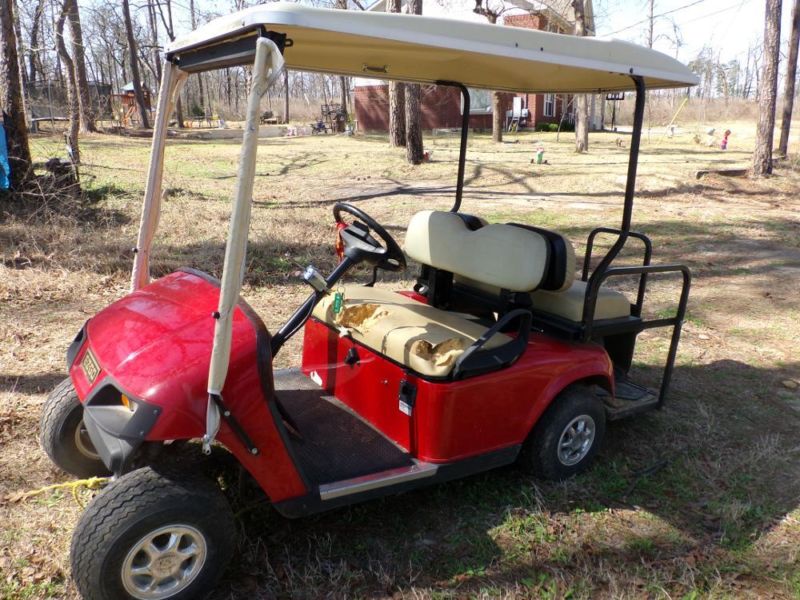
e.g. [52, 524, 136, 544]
[70, 466, 236, 600]
[39, 377, 109, 478]
[520, 384, 606, 480]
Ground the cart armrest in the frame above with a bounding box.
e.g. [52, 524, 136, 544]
[452, 309, 532, 380]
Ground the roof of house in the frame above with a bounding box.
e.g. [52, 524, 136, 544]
[366, 0, 594, 34]
[168, 3, 697, 92]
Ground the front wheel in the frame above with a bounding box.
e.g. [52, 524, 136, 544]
[520, 384, 606, 480]
[39, 378, 110, 478]
[70, 467, 236, 600]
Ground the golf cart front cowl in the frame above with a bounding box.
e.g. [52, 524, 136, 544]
[67, 270, 308, 500]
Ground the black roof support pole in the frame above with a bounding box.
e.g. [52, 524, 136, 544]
[587, 76, 645, 273]
[435, 80, 470, 212]
[621, 75, 646, 233]
[581, 75, 647, 329]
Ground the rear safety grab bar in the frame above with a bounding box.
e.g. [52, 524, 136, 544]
[452, 309, 532, 380]
[584, 263, 691, 408]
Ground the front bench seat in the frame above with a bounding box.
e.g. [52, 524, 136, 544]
[312, 212, 552, 378]
[312, 285, 510, 378]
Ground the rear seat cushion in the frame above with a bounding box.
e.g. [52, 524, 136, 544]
[405, 211, 549, 292]
[530, 280, 631, 322]
[312, 285, 509, 378]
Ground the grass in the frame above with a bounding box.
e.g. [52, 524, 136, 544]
[2, 123, 800, 598]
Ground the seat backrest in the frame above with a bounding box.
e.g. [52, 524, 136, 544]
[508, 224, 576, 292]
[405, 211, 549, 292]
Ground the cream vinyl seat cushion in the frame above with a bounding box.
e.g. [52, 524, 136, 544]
[312, 285, 509, 378]
[530, 280, 631, 322]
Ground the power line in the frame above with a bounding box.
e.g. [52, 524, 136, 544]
[605, 0, 707, 36]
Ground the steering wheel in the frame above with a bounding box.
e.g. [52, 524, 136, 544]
[333, 203, 406, 272]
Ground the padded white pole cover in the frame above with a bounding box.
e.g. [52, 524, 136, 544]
[207, 38, 284, 397]
[131, 60, 188, 291]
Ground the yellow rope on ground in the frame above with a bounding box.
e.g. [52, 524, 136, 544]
[9, 477, 109, 509]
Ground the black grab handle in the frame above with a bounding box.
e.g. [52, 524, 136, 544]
[452, 309, 532, 380]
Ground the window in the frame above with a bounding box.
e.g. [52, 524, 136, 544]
[543, 93, 555, 117]
[461, 88, 493, 114]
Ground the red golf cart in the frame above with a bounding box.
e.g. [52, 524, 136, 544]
[39, 5, 696, 599]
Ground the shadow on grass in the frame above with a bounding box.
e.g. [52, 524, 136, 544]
[214, 359, 800, 598]
[1, 372, 66, 395]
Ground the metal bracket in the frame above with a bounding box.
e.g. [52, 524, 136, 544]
[208, 393, 259, 456]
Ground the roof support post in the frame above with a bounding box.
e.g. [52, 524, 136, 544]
[582, 76, 646, 327]
[436, 80, 470, 212]
[130, 59, 188, 291]
[203, 37, 284, 452]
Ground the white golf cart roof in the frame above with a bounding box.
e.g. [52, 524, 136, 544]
[168, 3, 698, 93]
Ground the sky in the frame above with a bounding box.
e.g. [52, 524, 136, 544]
[594, 0, 796, 65]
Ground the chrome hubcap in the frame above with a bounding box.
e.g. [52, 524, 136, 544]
[121, 524, 207, 599]
[557, 415, 596, 466]
[74, 420, 100, 460]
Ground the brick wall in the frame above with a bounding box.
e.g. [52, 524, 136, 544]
[355, 84, 512, 132]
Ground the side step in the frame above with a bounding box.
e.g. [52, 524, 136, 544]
[319, 461, 438, 501]
[597, 378, 659, 421]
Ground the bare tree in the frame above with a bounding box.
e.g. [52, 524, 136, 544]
[388, 0, 405, 146]
[55, 0, 79, 163]
[283, 67, 289, 123]
[779, 0, 799, 157]
[0, 0, 31, 189]
[474, 0, 504, 142]
[122, 0, 150, 129]
[405, 0, 423, 164]
[573, 0, 589, 152]
[335, 0, 349, 121]
[189, 0, 205, 114]
[67, 0, 96, 132]
[27, 0, 45, 84]
[753, 0, 782, 176]
[154, 0, 184, 127]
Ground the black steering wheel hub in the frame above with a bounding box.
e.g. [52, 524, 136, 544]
[333, 203, 406, 272]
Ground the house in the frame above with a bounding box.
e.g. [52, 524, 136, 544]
[353, 0, 598, 133]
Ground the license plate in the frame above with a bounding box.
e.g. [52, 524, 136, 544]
[81, 349, 100, 384]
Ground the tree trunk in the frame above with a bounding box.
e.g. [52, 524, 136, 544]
[56, 0, 80, 165]
[0, 0, 31, 189]
[387, 0, 405, 146]
[147, 0, 162, 85]
[28, 0, 45, 84]
[67, 0, 96, 133]
[122, 0, 150, 129]
[405, 83, 423, 164]
[753, 0, 782, 176]
[483, 13, 503, 143]
[155, 0, 184, 128]
[779, 0, 799, 157]
[335, 0, 349, 121]
[283, 67, 289, 123]
[389, 82, 406, 146]
[572, 0, 590, 152]
[492, 92, 503, 142]
[405, 0, 424, 164]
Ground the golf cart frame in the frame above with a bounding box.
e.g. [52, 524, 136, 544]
[40, 5, 698, 598]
